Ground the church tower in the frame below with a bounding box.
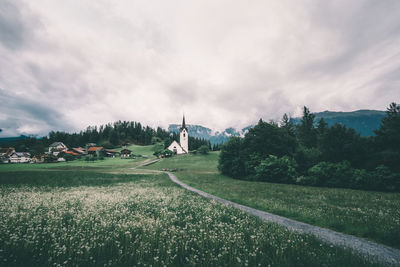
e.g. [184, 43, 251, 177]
[180, 115, 189, 153]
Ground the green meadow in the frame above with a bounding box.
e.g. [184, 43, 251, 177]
[0, 147, 397, 265]
[144, 151, 400, 249]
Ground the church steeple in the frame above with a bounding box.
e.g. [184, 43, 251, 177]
[181, 115, 187, 131]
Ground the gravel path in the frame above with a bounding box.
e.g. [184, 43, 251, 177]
[166, 172, 400, 266]
[130, 159, 160, 169]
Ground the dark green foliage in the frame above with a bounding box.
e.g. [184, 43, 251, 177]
[218, 137, 246, 178]
[306, 161, 354, 187]
[297, 107, 317, 148]
[294, 147, 321, 175]
[374, 102, 400, 171]
[218, 103, 400, 192]
[154, 149, 173, 158]
[197, 145, 210, 154]
[244, 119, 297, 158]
[255, 155, 297, 183]
[319, 123, 365, 167]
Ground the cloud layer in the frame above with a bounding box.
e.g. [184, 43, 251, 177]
[1, 0, 400, 136]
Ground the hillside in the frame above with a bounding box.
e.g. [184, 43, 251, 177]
[291, 109, 386, 136]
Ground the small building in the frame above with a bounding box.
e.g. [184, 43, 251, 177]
[0, 155, 9, 164]
[0, 147, 15, 163]
[48, 142, 68, 156]
[31, 155, 45, 163]
[120, 149, 132, 158]
[87, 146, 104, 157]
[105, 149, 119, 157]
[0, 147, 15, 157]
[9, 152, 31, 163]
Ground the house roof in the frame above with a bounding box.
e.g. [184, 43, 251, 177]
[64, 151, 79, 156]
[49, 142, 66, 147]
[120, 149, 132, 153]
[11, 152, 31, 157]
[105, 149, 118, 153]
[88, 146, 104, 152]
[0, 147, 15, 155]
[168, 140, 187, 153]
[72, 147, 85, 154]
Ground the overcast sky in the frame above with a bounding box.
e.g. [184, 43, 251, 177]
[0, 0, 399, 137]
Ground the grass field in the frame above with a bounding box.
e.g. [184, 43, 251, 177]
[0, 146, 397, 265]
[0, 170, 376, 266]
[143, 152, 400, 249]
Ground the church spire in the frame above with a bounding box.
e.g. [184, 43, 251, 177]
[181, 114, 187, 130]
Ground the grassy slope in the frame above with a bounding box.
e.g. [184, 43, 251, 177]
[142, 152, 400, 249]
[116, 144, 157, 158]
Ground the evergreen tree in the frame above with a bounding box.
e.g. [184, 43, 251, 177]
[297, 106, 317, 148]
[280, 113, 295, 137]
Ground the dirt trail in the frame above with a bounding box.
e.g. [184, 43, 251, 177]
[166, 172, 400, 266]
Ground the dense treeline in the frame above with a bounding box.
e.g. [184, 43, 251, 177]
[3, 121, 210, 154]
[219, 103, 400, 192]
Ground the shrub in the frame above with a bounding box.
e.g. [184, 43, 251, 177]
[254, 155, 297, 183]
[197, 145, 210, 155]
[307, 161, 354, 187]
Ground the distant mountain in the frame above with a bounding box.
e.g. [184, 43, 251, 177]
[0, 135, 28, 144]
[168, 124, 251, 145]
[291, 110, 386, 136]
[168, 110, 386, 145]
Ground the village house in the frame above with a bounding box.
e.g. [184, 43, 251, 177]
[0, 147, 15, 163]
[31, 155, 45, 163]
[48, 142, 68, 156]
[87, 146, 105, 157]
[120, 149, 132, 158]
[9, 152, 31, 163]
[105, 149, 119, 157]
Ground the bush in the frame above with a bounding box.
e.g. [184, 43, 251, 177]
[307, 161, 354, 187]
[197, 145, 210, 155]
[254, 155, 297, 183]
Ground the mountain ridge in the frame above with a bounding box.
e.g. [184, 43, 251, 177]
[168, 109, 386, 144]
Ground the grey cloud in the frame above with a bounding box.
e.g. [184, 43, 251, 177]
[0, 89, 74, 136]
[1, 0, 400, 136]
[0, 0, 38, 49]
[305, 1, 400, 75]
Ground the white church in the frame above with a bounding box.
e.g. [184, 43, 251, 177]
[168, 116, 189, 154]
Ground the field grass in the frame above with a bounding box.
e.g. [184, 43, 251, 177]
[0, 158, 147, 174]
[143, 152, 400, 249]
[116, 144, 157, 158]
[0, 170, 376, 266]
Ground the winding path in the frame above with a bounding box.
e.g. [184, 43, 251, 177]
[165, 172, 400, 266]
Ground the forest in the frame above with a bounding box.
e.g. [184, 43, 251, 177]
[218, 103, 400, 192]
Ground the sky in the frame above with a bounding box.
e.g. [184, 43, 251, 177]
[0, 0, 400, 137]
